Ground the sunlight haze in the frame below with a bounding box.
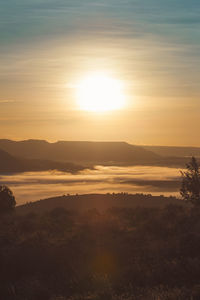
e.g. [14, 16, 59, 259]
[0, 0, 200, 145]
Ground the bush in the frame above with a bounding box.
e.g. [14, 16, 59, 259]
[0, 185, 16, 214]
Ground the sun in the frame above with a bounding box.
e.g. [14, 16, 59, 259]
[76, 73, 125, 112]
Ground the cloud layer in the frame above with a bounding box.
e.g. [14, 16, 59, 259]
[0, 165, 182, 204]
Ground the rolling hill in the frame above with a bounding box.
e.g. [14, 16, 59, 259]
[17, 193, 186, 214]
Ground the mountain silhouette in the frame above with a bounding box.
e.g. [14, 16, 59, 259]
[0, 139, 159, 164]
[143, 145, 200, 157]
[0, 148, 86, 173]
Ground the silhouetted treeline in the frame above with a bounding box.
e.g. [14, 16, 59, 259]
[18, 193, 184, 214]
[1, 204, 200, 299]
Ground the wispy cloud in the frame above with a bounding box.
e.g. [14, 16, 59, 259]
[0, 100, 15, 103]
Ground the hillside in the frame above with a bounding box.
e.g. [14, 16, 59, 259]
[0, 139, 159, 164]
[143, 145, 200, 157]
[0, 148, 86, 173]
[17, 193, 186, 214]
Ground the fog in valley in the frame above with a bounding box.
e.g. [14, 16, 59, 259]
[0, 165, 182, 204]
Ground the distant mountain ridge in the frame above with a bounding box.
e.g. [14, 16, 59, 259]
[0, 148, 86, 173]
[0, 139, 159, 164]
[142, 145, 200, 157]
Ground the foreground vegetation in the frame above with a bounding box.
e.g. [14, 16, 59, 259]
[0, 157, 199, 299]
[1, 203, 200, 299]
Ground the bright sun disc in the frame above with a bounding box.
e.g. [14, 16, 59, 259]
[76, 73, 125, 112]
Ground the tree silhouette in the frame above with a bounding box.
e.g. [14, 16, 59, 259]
[0, 185, 16, 213]
[180, 157, 200, 206]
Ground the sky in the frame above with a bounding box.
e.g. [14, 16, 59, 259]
[0, 0, 200, 146]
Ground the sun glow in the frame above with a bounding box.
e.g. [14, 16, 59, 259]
[76, 73, 125, 112]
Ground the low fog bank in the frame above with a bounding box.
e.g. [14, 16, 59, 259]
[0, 165, 182, 204]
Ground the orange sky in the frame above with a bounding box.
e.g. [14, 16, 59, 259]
[1, 0, 200, 146]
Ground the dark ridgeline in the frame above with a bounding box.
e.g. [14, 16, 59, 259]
[0, 139, 159, 164]
[0, 139, 193, 168]
[143, 145, 200, 158]
[18, 193, 183, 214]
[0, 148, 86, 173]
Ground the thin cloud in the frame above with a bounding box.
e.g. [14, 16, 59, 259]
[0, 100, 15, 103]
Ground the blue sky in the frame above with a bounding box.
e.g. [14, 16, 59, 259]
[0, 0, 200, 145]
